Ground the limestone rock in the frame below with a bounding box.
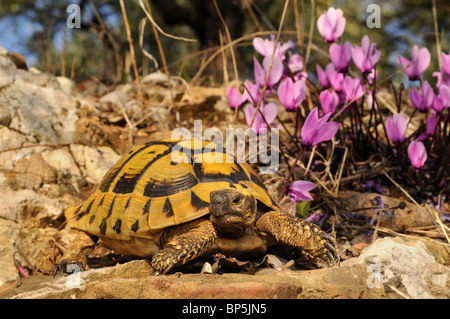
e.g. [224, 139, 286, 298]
[342, 237, 450, 299]
[3, 237, 449, 299]
[0, 58, 79, 144]
[69, 144, 120, 185]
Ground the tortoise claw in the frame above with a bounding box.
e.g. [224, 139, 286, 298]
[53, 259, 68, 278]
[53, 259, 85, 278]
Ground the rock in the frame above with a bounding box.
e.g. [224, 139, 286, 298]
[69, 144, 120, 185]
[2, 258, 386, 299]
[0, 45, 7, 55]
[342, 237, 450, 299]
[40, 148, 82, 179]
[1, 189, 64, 224]
[0, 107, 11, 126]
[0, 125, 27, 152]
[0, 219, 21, 287]
[0, 62, 79, 144]
[56, 76, 76, 96]
[0, 55, 17, 89]
[99, 84, 132, 109]
[0, 126, 28, 171]
[3, 236, 449, 299]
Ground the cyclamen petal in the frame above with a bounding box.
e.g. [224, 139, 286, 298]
[426, 115, 438, 136]
[301, 107, 339, 150]
[312, 121, 340, 144]
[320, 90, 339, 114]
[386, 113, 407, 144]
[288, 54, 304, 73]
[442, 51, 450, 75]
[408, 81, 434, 113]
[317, 7, 346, 43]
[408, 140, 427, 169]
[440, 84, 450, 108]
[329, 41, 353, 72]
[253, 36, 295, 59]
[254, 56, 283, 88]
[352, 35, 381, 73]
[397, 45, 430, 81]
[287, 180, 317, 213]
[301, 107, 320, 142]
[244, 102, 278, 135]
[278, 78, 306, 112]
[343, 76, 365, 102]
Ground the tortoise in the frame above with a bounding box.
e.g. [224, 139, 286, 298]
[54, 139, 336, 275]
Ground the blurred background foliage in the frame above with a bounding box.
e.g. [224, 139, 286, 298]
[0, 0, 448, 86]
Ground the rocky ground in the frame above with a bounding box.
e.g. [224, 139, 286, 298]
[0, 46, 449, 299]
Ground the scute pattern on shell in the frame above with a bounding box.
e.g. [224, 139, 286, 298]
[65, 139, 281, 240]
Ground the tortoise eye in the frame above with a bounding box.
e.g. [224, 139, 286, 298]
[232, 196, 241, 204]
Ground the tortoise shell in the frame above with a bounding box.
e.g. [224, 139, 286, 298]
[66, 139, 281, 241]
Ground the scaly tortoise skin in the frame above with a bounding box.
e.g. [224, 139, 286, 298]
[54, 139, 336, 275]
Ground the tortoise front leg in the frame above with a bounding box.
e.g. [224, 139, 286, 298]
[151, 219, 217, 274]
[256, 211, 336, 266]
[53, 230, 97, 277]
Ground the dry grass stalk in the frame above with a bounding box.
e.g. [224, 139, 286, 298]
[138, 0, 197, 43]
[432, 0, 442, 69]
[218, 30, 229, 86]
[143, 0, 170, 80]
[304, 0, 315, 65]
[119, 0, 145, 115]
[138, 18, 159, 69]
[213, 0, 239, 83]
[88, 0, 123, 81]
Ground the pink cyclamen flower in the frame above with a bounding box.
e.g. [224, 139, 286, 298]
[409, 80, 435, 113]
[439, 84, 450, 109]
[301, 107, 339, 150]
[319, 90, 339, 114]
[244, 102, 278, 135]
[426, 115, 438, 137]
[317, 63, 344, 91]
[316, 64, 331, 89]
[253, 35, 295, 60]
[254, 56, 283, 88]
[227, 86, 245, 109]
[441, 51, 450, 75]
[343, 76, 365, 102]
[241, 79, 265, 105]
[287, 54, 303, 73]
[286, 180, 317, 216]
[418, 114, 439, 141]
[329, 41, 353, 72]
[352, 35, 381, 74]
[367, 69, 378, 85]
[432, 84, 450, 113]
[397, 45, 431, 81]
[278, 77, 306, 112]
[385, 113, 407, 144]
[287, 54, 308, 80]
[432, 53, 450, 89]
[317, 7, 346, 43]
[408, 140, 427, 169]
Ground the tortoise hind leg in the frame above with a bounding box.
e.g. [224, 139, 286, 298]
[53, 230, 97, 277]
[151, 219, 217, 275]
[256, 211, 337, 266]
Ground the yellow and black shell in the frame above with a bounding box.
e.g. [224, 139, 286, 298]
[66, 139, 281, 242]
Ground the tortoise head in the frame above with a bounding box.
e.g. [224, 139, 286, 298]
[209, 188, 256, 237]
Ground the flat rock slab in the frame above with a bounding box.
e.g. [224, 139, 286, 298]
[2, 237, 449, 299]
[2, 260, 382, 299]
